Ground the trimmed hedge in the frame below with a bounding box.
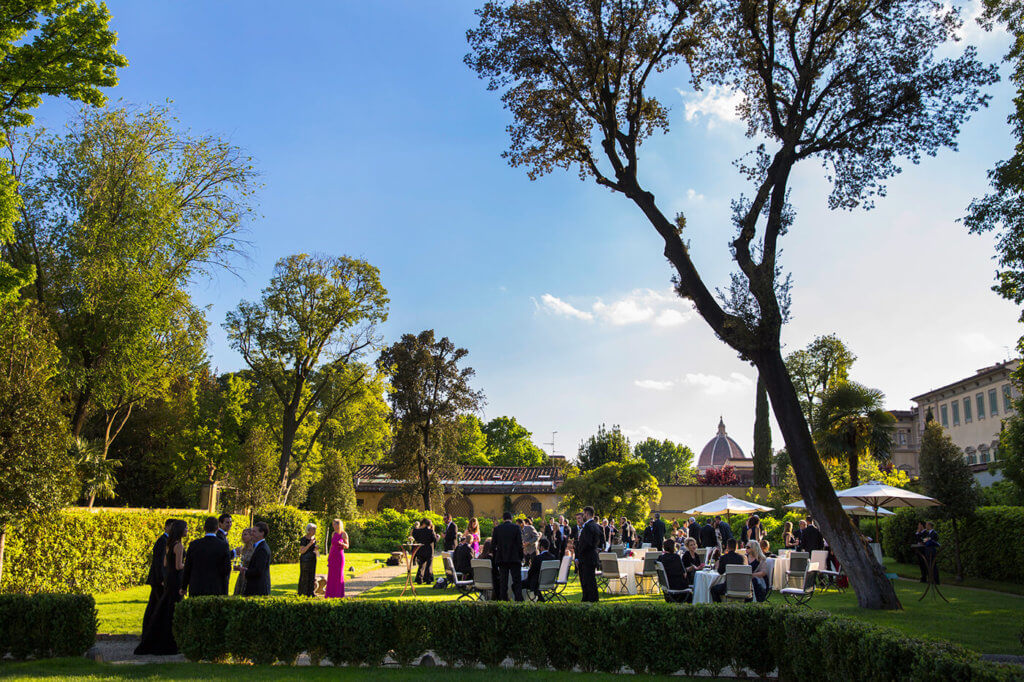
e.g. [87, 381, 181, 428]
[880, 506, 1024, 584]
[173, 598, 1018, 679]
[253, 505, 314, 565]
[0, 594, 97, 659]
[1, 508, 244, 594]
[350, 509, 495, 552]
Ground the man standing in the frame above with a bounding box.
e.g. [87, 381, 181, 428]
[140, 519, 173, 639]
[714, 516, 733, 545]
[651, 513, 667, 551]
[699, 519, 717, 550]
[688, 517, 700, 541]
[491, 511, 524, 601]
[181, 516, 233, 596]
[443, 514, 458, 552]
[243, 521, 272, 596]
[216, 513, 237, 594]
[799, 516, 823, 553]
[571, 513, 584, 543]
[577, 506, 603, 603]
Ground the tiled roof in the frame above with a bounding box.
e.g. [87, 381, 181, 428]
[353, 464, 564, 494]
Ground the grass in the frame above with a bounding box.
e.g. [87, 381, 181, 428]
[884, 559, 1024, 596]
[0, 659, 692, 681]
[358, 561, 1024, 655]
[95, 552, 388, 635]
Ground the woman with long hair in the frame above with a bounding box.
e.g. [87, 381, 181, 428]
[411, 517, 438, 584]
[782, 521, 798, 549]
[232, 527, 254, 595]
[467, 517, 481, 556]
[746, 539, 769, 602]
[134, 519, 187, 655]
[298, 522, 319, 597]
[325, 519, 349, 598]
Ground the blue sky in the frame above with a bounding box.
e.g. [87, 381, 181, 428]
[34, 2, 1022, 459]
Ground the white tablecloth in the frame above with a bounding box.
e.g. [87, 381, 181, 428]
[608, 557, 645, 595]
[770, 556, 789, 590]
[691, 569, 723, 604]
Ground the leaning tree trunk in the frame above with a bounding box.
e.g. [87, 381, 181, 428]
[758, 348, 901, 609]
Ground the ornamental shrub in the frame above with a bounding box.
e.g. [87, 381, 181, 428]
[2, 508, 244, 594]
[252, 505, 313, 564]
[173, 598, 1019, 680]
[0, 593, 96, 659]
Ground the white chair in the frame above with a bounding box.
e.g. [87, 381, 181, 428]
[641, 543, 652, 549]
[535, 560, 561, 602]
[471, 558, 494, 600]
[598, 552, 630, 593]
[785, 551, 809, 588]
[550, 554, 572, 602]
[656, 563, 692, 603]
[638, 553, 660, 594]
[723, 564, 753, 602]
[609, 543, 627, 557]
[700, 546, 716, 567]
[810, 550, 843, 592]
[780, 569, 818, 606]
[443, 555, 477, 600]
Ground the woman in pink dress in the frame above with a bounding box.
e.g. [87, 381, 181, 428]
[325, 518, 349, 598]
[467, 517, 481, 556]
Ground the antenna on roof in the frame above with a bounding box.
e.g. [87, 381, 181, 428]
[544, 430, 558, 457]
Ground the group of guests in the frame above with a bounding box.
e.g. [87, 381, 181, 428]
[655, 536, 773, 603]
[297, 518, 350, 598]
[135, 514, 270, 656]
[913, 521, 941, 584]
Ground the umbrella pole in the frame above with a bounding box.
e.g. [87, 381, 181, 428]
[874, 508, 880, 543]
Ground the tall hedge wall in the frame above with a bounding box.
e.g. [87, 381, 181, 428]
[173, 598, 1017, 680]
[0, 594, 97, 659]
[1, 508, 245, 594]
[880, 506, 1024, 584]
[345, 509, 495, 553]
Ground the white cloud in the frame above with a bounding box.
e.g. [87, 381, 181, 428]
[654, 308, 690, 327]
[686, 188, 704, 202]
[634, 379, 675, 391]
[593, 297, 655, 325]
[681, 372, 754, 396]
[534, 293, 594, 321]
[958, 331, 999, 354]
[679, 86, 744, 128]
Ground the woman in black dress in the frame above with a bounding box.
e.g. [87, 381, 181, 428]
[411, 518, 438, 584]
[297, 522, 318, 596]
[135, 519, 187, 655]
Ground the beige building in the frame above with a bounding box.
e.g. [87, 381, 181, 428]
[889, 408, 921, 477]
[909, 360, 1017, 485]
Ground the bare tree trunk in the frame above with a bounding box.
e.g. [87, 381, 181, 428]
[278, 410, 297, 502]
[88, 492, 96, 509]
[758, 349, 901, 609]
[850, 453, 859, 488]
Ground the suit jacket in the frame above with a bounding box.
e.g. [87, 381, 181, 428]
[577, 519, 603, 565]
[243, 540, 271, 596]
[570, 524, 581, 541]
[182, 535, 233, 596]
[443, 521, 458, 552]
[452, 543, 473, 577]
[412, 527, 438, 560]
[800, 525, 824, 552]
[688, 522, 700, 540]
[699, 523, 717, 548]
[652, 519, 667, 548]
[147, 534, 168, 587]
[656, 551, 688, 590]
[526, 550, 557, 590]
[491, 521, 524, 565]
[716, 551, 745, 575]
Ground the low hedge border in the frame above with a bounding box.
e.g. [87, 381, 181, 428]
[0, 594, 97, 659]
[173, 598, 1018, 680]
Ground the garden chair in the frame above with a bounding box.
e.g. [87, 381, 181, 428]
[811, 550, 844, 592]
[655, 563, 692, 603]
[471, 558, 494, 601]
[723, 564, 753, 603]
[599, 552, 630, 594]
[443, 555, 477, 600]
[780, 569, 819, 607]
[609, 543, 627, 557]
[785, 552, 809, 589]
[535, 560, 561, 602]
[550, 554, 572, 603]
[700, 546, 716, 567]
[638, 553, 660, 594]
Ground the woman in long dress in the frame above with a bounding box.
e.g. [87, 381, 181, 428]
[325, 518, 349, 598]
[467, 517, 481, 556]
[232, 527, 254, 595]
[297, 522, 318, 597]
[134, 519, 187, 655]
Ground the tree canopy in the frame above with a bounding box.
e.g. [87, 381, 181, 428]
[633, 437, 694, 484]
[577, 424, 633, 471]
[813, 382, 894, 487]
[558, 460, 661, 521]
[784, 335, 857, 427]
[482, 415, 547, 466]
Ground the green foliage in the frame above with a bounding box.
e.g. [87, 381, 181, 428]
[481, 416, 547, 466]
[253, 505, 314, 565]
[453, 414, 489, 465]
[172, 598, 1016, 679]
[347, 509, 494, 553]
[980, 480, 1024, 506]
[753, 375, 772, 486]
[0, 302, 77, 536]
[919, 420, 980, 520]
[558, 460, 660, 520]
[377, 330, 484, 512]
[0, 594, 96, 659]
[813, 381, 895, 487]
[1, 509, 243, 594]
[633, 437, 694, 484]
[71, 436, 120, 507]
[576, 424, 632, 472]
[784, 335, 857, 427]
[305, 450, 357, 520]
[998, 364, 1024, 494]
[881, 507, 1024, 584]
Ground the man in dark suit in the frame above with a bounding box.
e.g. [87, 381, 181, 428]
[577, 506, 603, 602]
[699, 520, 717, 549]
[216, 513, 237, 594]
[182, 516, 233, 597]
[656, 539, 689, 602]
[571, 513, 584, 542]
[491, 511, 525, 601]
[442, 514, 458, 552]
[710, 539, 745, 602]
[799, 517, 824, 552]
[688, 517, 700, 541]
[140, 519, 173, 639]
[714, 516, 733, 545]
[243, 521, 272, 596]
[525, 537, 558, 600]
[452, 533, 474, 579]
[651, 513, 667, 551]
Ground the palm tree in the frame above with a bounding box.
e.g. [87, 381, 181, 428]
[72, 437, 120, 508]
[813, 382, 895, 487]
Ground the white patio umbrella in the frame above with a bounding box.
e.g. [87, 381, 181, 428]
[785, 500, 896, 517]
[683, 494, 773, 519]
[832, 480, 940, 538]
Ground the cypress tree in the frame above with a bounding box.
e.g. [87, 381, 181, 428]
[753, 375, 773, 486]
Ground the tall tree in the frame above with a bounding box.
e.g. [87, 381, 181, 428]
[753, 375, 772, 485]
[377, 330, 485, 511]
[633, 437, 695, 484]
[8, 105, 256, 459]
[454, 414, 490, 465]
[0, 0, 127, 303]
[577, 424, 632, 471]
[0, 302, 77, 585]
[558, 460, 661, 520]
[919, 420, 979, 582]
[72, 436, 118, 508]
[482, 415, 547, 466]
[466, 0, 992, 608]
[225, 253, 389, 501]
[784, 335, 857, 427]
[813, 382, 895, 488]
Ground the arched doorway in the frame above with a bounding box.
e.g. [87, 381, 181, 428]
[444, 496, 474, 519]
[511, 495, 542, 518]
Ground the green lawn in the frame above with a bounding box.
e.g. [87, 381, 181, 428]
[0, 659, 690, 681]
[884, 558, 1024, 596]
[95, 552, 388, 635]
[358, 563, 1024, 655]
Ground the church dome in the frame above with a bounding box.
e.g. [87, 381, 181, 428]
[697, 417, 747, 470]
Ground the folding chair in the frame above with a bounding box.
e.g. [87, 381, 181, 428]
[609, 544, 627, 558]
[471, 558, 494, 601]
[656, 563, 692, 603]
[780, 569, 819, 607]
[785, 552, 809, 589]
[723, 564, 753, 602]
[599, 552, 629, 593]
[811, 550, 843, 593]
[444, 555, 477, 600]
[550, 554, 572, 603]
[638, 553, 660, 594]
[535, 560, 561, 602]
